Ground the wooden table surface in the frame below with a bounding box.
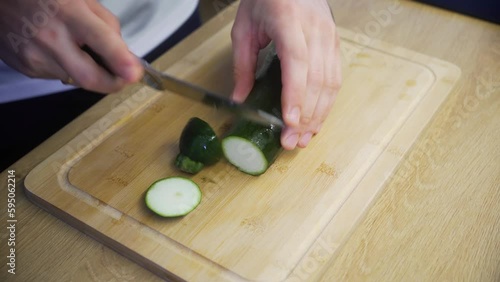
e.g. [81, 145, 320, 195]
[1, 0, 499, 281]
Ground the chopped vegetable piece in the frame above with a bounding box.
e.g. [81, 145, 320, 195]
[222, 51, 283, 175]
[145, 177, 202, 217]
[175, 117, 222, 174]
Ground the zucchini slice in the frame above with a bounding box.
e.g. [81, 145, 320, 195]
[145, 177, 202, 217]
[222, 51, 283, 176]
[175, 117, 222, 174]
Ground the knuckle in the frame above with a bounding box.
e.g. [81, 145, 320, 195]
[110, 15, 120, 29]
[324, 75, 342, 94]
[300, 114, 313, 125]
[286, 4, 302, 17]
[232, 63, 246, 79]
[307, 69, 324, 91]
[107, 17, 121, 34]
[312, 107, 327, 124]
[36, 22, 62, 45]
[19, 45, 43, 73]
[277, 41, 308, 65]
[230, 25, 245, 42]
[289, 45, 309, 63]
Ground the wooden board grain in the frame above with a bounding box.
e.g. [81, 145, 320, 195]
[24, 25, 460, 281]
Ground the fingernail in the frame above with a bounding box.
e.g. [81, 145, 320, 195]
[287, 107, 300, 126]
[299, 132, 313, 147]
[283, 133, 299, 150]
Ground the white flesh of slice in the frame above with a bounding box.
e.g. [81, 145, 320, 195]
[145, 177, 201, 217]
[222, 137, 268, 175]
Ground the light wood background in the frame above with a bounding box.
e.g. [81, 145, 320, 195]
[1, 0, 499, 281]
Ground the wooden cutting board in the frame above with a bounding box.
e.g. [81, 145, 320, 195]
[24, 24, 460, 281]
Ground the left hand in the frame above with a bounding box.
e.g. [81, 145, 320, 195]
[231, 0, 342, 150]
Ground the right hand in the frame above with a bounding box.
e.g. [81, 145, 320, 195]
[0, 0, 143, 93]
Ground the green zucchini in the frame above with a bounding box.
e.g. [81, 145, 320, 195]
[222, 51, 283, 176]
[175, 117, 222, 174]
[145, 177, 202, 217]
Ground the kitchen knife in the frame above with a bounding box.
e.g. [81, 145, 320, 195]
[140, 60, 284, 127]
[81, 45, 284, 127]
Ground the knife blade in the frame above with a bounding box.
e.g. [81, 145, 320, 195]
[81, 45, 284, 127]
[140, 60, 284, 127]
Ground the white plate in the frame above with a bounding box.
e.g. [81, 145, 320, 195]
[0, 0, 199, 103]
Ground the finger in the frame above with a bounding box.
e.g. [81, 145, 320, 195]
[87, 1, 121, 34]
[37, 20, 126, 93]
[311, 31, 342, 134]
[230, 11, 261, 103]
[14, 43, 68, 80]
[271, 20, 308, 150]
[36, 56, 69, 81]
[297, 27, 324, 148]
[273, 22, 308, 129]
[300, 26, 323, 125]
[66, 5, 142, 83]
[280, 126, 301, 151]
[310, 86, 335, 134]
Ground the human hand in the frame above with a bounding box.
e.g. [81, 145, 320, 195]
[0, 0, 143, 93]
[231, 0, 342, 150]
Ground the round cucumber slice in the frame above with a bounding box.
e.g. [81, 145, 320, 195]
[145, 177, 202, 217]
